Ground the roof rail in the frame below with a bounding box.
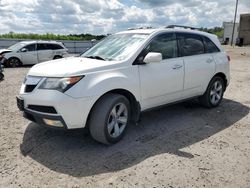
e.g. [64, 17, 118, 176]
[127, 26, 154, 30]
[166, 25, 199, 30]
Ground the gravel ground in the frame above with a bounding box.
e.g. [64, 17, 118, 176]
[0, 46, 249, 188]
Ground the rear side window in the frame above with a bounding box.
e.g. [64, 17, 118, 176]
[177, 33, 205, 56]
[145, 33, 178, 59]
[37, 43, 51, 50]
[48, 44, 64, 50]
[203, 37, 220, 53]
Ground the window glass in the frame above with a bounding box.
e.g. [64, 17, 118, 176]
[146, 33, 177, 59]
[177, 33, 205, 56]
[37, 43, 51, 50]
[24, 44, 36, 51]
[204, 37, 220, 53]
[82, 33, 148, 61]
[48, 44, 63, 50]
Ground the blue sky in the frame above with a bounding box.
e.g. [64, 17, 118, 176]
[0, 0, 249, 35]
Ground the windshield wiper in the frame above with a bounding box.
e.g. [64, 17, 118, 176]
[85, 56, 106, 61]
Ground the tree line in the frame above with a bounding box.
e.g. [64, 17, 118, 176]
[199, 27, 224, 38]
[0, 32, 106, 41]
[0, 27, 224, 40]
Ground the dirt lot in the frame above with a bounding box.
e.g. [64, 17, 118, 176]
[0, 46, 249, 188]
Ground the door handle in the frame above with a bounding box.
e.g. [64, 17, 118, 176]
[206, 58, 213, 63]
[172, 64, 183, 70]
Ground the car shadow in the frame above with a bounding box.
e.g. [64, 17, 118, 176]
[20, 98, 249, 177]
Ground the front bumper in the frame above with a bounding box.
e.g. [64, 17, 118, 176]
[17, 96, 67, 129]
[24, 108, 68, 129]
[17, 89, 97, 129]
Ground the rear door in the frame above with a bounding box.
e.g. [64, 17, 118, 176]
[37, 43, 53, 62]
[20, 44, 38, 65]
[176, 33, 216, 98]
[49, 43, 66, 57]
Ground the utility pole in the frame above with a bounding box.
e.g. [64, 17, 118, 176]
[231, 0, 239, 46]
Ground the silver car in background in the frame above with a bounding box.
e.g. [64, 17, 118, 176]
[0, 41, 68, 67]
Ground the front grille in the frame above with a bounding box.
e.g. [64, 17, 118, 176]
[28, 105, 57, 114]
[25, 85, 37, 93]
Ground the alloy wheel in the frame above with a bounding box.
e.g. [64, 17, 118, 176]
[107, 103, 128, 138]
[210, 81, 223, 105]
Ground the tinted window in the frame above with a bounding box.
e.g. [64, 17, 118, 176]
[146, 33, 177, 59]
[177, 33, 205, 56]
[48, 44, 63, 50]
[204, 37, 220, 53]
[37, 43, 51, 50]
[24, 44, 36, 51]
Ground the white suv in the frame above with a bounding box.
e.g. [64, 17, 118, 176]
[17, 28, 230, 144]
[1, 41, 68, 67]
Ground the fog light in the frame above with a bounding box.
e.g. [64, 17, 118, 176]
[43, 118, 64, 127]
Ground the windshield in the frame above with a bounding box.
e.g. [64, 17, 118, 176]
[82, 33, 148, 61]
[8, 43, 26, 51]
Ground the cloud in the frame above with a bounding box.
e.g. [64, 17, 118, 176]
[0, 0, 249, 34]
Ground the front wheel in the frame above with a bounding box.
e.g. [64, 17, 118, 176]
[89, 93, 130, 145]
[7, 57, 22, 68]
[199, 76, 225, 108]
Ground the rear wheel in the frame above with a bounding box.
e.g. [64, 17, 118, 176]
[7, 57, 22, 68]
[53, 55, 62, 60]
[199, 76, 225, 108]
[89, 93, 130, 145]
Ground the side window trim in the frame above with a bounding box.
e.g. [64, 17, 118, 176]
[176, 32, 205, 57]
[202, 36, 220, 53]
[133, 32, 177, 65]
[23, 44, 37, 52]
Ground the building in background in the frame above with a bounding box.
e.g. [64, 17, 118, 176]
[223, 22, 239, 45]
[238, 13, 250, 46]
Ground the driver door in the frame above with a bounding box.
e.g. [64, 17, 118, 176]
[20, 44, 38, 65]
[138, 33, 184, 110]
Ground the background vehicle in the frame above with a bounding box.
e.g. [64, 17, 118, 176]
[17, 27, 230, 145]
[1, 41, 68, 67]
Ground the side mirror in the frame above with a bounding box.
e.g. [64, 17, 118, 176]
[21, 48, 28, 52]
[143, 52, 162, 64]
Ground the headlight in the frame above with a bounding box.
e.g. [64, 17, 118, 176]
[39, 76, 84, 92]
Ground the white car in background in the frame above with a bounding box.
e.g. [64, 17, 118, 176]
[17, 27, 230, 145]
[1, 41, 68, 67]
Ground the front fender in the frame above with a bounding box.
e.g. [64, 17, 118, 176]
[65, 67, 140, 101]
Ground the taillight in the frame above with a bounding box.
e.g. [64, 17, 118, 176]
[227, 55, 230, 62]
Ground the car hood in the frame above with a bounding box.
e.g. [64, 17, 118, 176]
[0, 49, 12, 55]
[28, 57, 122, 77]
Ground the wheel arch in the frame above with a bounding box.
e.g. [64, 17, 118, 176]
[53, 55, 62, 59]
[86, 88, 141, 127]
[5, 56, 23, 67]
[213, 72, 227, 90]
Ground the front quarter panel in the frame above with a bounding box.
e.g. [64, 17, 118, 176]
[65, 65, 140, 101]
[4, 52, 21, 60]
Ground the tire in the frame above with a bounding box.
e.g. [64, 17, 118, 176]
[7, 57, 22, 68]
[53, 56, 62, 60]
[0, 73, 4, 81]
[199, 76, 225, 108]
[89, 93, 131, 145]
